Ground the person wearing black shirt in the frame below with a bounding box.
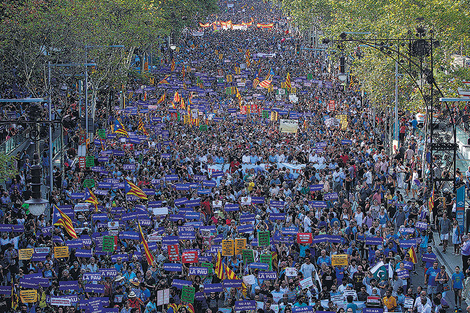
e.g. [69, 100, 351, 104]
[353, 265, 366, 291]
[321, 266, 337, 292]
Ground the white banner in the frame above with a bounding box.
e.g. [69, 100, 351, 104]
[279, 119, 299, 133]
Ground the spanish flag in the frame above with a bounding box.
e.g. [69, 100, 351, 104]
[53, 205, 78, 239]
[125, 179, 148, 200]
[408, 246, 418, 264]
[214, 251, 225, 280]
[138, 223, 154, 265]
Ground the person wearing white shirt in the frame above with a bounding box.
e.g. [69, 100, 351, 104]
[303, 212, 313, 232]
[413, 291, 432, 312]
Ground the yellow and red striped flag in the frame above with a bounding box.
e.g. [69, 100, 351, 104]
[408, 246, 418, 264]
[259, 79, 272, 89]
[285, 72, 291, 90]
[157, 93, 166, 104]
[171, 59, 175, 72]
[85, 188, 99, 212]
[214, 251, 225, 280]
[53, 205, 78, 239]
[138, 223, 155, 265]
[125, 180, 148, 200]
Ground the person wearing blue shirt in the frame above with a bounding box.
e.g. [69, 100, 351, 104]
[452, 266, 465, 310]
[316, 250, 331, 267]
[425, 261, 440, 297]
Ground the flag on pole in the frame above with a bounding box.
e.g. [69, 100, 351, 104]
[180, 97, 185, 109]
[314, 269, 323, 292]
[253, 73, 260, 88]
[171, 59, 175, 72]
[408, 246, 418, 264]
[85, 188, 99, 212]
[138, 118, 149, 136]
[428, 188, 434, 213]
[285, 72, 291, 90]
[125, 180, 148, 200]
[157, 93, 166, 104]
[214, 251, 225, 280]
[11, 283, 18, 310]
[181, 65, 186, 79]
[388, 262, 394, 279]
[173, 91, 181, 103]
[138, 223, 155, 265]
[53, 205, 78, 239]
[114, 119, 128, 137]
[158, 75, 170, 85]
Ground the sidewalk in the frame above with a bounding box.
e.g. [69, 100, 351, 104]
[432, 232, 468, 307]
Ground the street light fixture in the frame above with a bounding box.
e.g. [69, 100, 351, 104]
[26, 164, 48, 216]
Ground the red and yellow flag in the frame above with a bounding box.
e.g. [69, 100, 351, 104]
[214, 251, 225, 280]
[408, 246, 418, 264]
[53, 205, 78, 239]
[139, 223, 155, 265]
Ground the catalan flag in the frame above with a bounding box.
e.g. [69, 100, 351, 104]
[53, 205, 78, 239]
[285, 72, 292, 90]
[180, 97, 185, 109]
[214, 251, 225, 280]
[85, 188, 99, 212]
[138, 118, 149, 136]
[225, 263, 237, 280]
[181, 65, 186, 79]
[138, 223, 154, 265]
[408, 246, 418, 264]
[171, 59, 175, 72]
[428, 188, 434, 213]
[158, 75, 170, 85]
[173, 91, 181, 103]
[253, 73, 260, 88]
[125, 179, 148, 200]
[157, 93, 166, 105]
[114, 119, 128, 137]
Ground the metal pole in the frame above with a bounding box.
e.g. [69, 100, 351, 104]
[430, 36, 434, 192]
[48, 62, 54, 196]
[85, 50, 88, 140]
[394, 61, 399, 146]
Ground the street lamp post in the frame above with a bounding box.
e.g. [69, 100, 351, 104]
[323, 29, 455, 196]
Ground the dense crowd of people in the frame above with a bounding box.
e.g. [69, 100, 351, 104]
[1, 0, 470, 313]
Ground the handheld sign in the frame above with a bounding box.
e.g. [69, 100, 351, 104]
[331, 254, 348, 267]
[222, 239, 235, 256]
[234, 238, 246, 255]
[258, 231, 270, 247]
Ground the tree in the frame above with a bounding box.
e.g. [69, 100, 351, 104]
[276, 0, 470, 110]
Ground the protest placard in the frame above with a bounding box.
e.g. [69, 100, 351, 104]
[331, 254, 348, 267]
[182, 251, 198, 263]
[258, 231, 270, 246]
[54, 246, 69, 259]
[260, 254, 272, 271]
[19, 249, 33, 260]
[20, 290, 38, 303]
[168, 244, 180, 261]
[102, 236, 115, 252]
[235, 238, 246, 255]
[285, 267, 298, 277]
[181, 285, 195, 303]
[299, 277, 314, 289]
[242, 249, 255, 264]
[297, 233, 313, 244]
[222, 239, 235, 256]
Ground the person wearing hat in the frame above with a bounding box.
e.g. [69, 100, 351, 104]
[127, 291, 144, 313]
